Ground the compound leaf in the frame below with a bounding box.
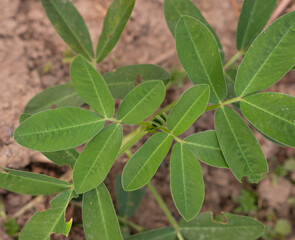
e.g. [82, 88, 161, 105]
[235, 12, 295, 97]
[20, 189, 74, 240]
[180, 212, 265, 240]
[214, 107, 267, 183]
[164, 0, 224, 61]
[103, 64, 170, 99]
[115, 175, 145, 219]
[83, 184, 123, 240]
[237, 0, 276, 50]
[73, 124, 123, 194]
[241, 92, 295, 148]
[117, 81, 165, 124]
[125, 228, 175, 240]
[43, 148, 79, 168]
[24, 83, 83, 115]
[170, 143, 204, 221]
[0, 168, 70, 195]
[184, 130, 228, 168]
[96, 0, 136, 63]
[41, 0, 93, 61]
[122, 132, 173, 191]
[176, 16, 226, 104]
[70, 55, 114, 118]
[14, 107, 105, 152]
[167, 84, 209, 135]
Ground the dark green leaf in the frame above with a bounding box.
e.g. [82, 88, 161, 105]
[14, 107, 105, 152]
[167, 85, 209, 135]
[115, 175, 145, 219]
[83, 184, 123, 240]
[184, 130, 228, 168]
[0, 168, 70, 195]
[103, 64, 170, 99]
[41, 0, 93, 61]
[122, 132, 173, 191]
[237, 0, 276, 50]
[70, 55, 114, 118]
[170, 143, 204, 221]
[43, 148, 79, 168]
[73, 124, 123, 194]
[117, 81, 165, 124]
[224, 68, 240, 108]
[241, 92, 295, 147]
[19, 113, 32, 123]
[235, 12, 295, 97]
[20, 189, 74, 240]
[164, 0, 224, 61]
[126, 228, 175, 240]
[24, 83, 83, 115]
[180, 212, 265, 240]
[215, 107, 267, 183]
[176, 16, 226, 104]
[96, 0, 136, 63]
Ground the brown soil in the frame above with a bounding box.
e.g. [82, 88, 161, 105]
[0, 0, 295, 239]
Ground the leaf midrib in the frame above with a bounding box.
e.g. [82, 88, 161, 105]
[180, 144, 188, 217]
[184, 141, 220, 151]
[95, 187, 110, 240]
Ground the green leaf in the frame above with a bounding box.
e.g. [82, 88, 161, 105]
[20, 189, 74, 240]
[125, 228, 175, 240]
[19, 113, 32, 123]
[180, 212, 265, 240]
[122, 132, 173, 191]
[237, 0, 277, 50]
[24, 83, 83, 115]
[235, 12, 295, 97]
[0, 168, 70, 195]
[176, 16, 226, 104]
[14, 107, 105, 152]
[115, 175, 145, 219]
[41, 0, 93, 61]
[73, 124, 123, 194]
[164, 0, 224, 61]
[240, 92, 295, 147]
[214, 107, 267, 183]
[83, 184, 123, 240]
[96, 0, 136, 63]
[167, 85, 210, 135]
[184, 130, 228, 168]
[103, 64, 170, 99]
[170, 143, 204, 221]
[224, 68, 240, 108]
[117, 81, 165, 124]
[70, 55, 114, 117]
[43, 148, 79, 168]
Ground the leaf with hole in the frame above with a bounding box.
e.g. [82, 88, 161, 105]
[83, 184, 123, 240]
[164, 0, 224, 61]
[70, 55, 114, 118]
[103, 64, 170, 99]
[236, 0, 276, 50]
[167, 84, 209, 135]
[235, 12, 295, 97]
[241, 92, 295, 148]
[14, 107, 105, 152]
[170, 143, 204, 221]
[176, 16, 226, 104]
[96, 0, 136, 63]
[41, 0, 93, 61]
[117, 81, 165, 124]
[122, 132, 173, 191]
[73, 124, 123, 194]
[215, 107, 267, 183]
[184, 130, 228, 168]
[24, 83, 83, 115]
[0, 168, 70, 195]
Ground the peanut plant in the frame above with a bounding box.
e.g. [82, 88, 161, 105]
[0, 0, 294, 239]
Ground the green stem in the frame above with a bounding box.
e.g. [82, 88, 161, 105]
[117, 216, 146, 233]
[223, 50, 245, 70]
[147, 182, 184, 240]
